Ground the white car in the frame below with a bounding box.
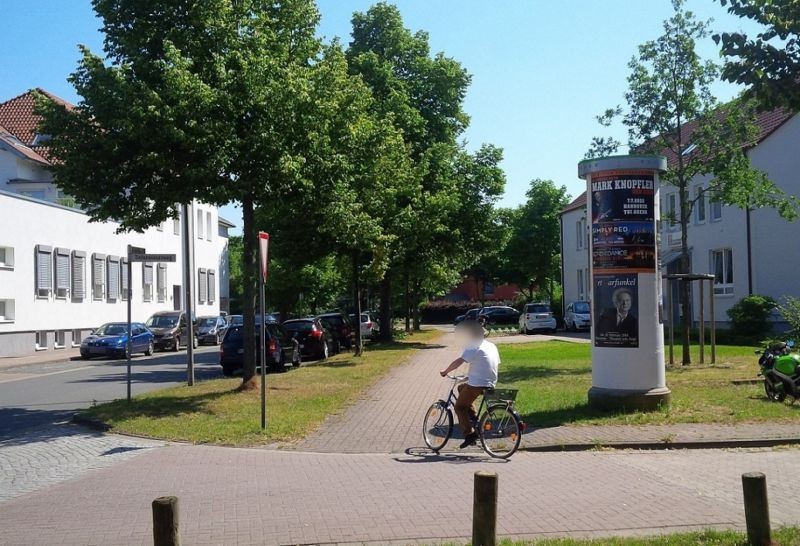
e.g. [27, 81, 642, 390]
[564, 301, 591, 331]
[519, 303, 557, 334]
[351, 312, 379, 339]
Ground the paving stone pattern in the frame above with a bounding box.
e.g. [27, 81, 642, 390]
[0, 424, 162, 503]
[1, 445, 798, 546]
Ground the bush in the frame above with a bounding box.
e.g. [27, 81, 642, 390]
[419, 299, 517, 323]
[778, 296, 800, 340]
[726, 294, 777, 343]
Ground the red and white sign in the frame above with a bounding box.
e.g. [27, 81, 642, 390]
[258, 232, 269, 282]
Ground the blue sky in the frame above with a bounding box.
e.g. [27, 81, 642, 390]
[0, 1, 761, 233]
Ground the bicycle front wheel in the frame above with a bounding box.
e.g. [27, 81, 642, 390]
[479, 404, 522, 459]
[423, 401, 453, 452]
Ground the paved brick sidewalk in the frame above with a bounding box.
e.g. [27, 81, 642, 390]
[0, 424, 163, 502]
[1, 445, 798, 545]
[295, 332, 800, 454]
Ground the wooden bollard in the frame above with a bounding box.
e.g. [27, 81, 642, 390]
[742, 472, 771, 546]
[472, 471, 498, 546]
[152, 496, 181, 546]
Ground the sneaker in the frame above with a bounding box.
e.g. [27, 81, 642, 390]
[459, 432, 478, 449]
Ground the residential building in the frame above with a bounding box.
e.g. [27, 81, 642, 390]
[561, 108, 800, 329]
[0, 89, 233, 357]
[442, 276, 520, 302]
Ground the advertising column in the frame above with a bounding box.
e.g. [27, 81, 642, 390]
[578, 155, 670, 410]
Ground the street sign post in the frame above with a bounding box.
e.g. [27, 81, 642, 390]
[258, 232, 269, 430]
[125, 246, 144, 401]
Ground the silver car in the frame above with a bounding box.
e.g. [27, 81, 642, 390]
[564, 301, 591, 332]
[197, 315, 228, 345]
[519, 302, 557, 334]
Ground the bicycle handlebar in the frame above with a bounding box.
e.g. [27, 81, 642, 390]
[447, 374, 468, 381]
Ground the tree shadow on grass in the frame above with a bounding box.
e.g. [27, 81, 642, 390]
[498, 364, 591, 383]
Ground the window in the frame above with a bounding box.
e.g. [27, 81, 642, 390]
[72, 251, 86, 300]
[92, 253, 106, 300]
[55, 330, 66, 349]
[121, 258, 129, 301]
[666, 194, 678, 228]
[206, 211, 213, 241]
[173, 208, 181, 236]
[197, 209, 204, 240]
[695, 186, 706, 224]
[35, 330, 48, 350]
[107, 256, 121, 301]
[0, 246, 14, 268]
[208, 269, 216, 303]
[710, 199, 722, 221]
[71, 329, 83, 347]
[157, 263, 167, 302]
[143, 263, 154, 302]
[577, 269, 585, 301]
[711, 249, 734, 295]
[54, 248, 70, 298]
[35, 245, 52, 298]
[0, 299, 14, 321]
[198, 268, 207, 304]
[576, 220, 584, 250]
[21, 190, 46, 200]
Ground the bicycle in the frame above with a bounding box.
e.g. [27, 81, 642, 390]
[423, 374, 525, 459]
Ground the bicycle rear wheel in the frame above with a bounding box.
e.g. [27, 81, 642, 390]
[423, 401, 453, 452]
[479, 404, 522, 458]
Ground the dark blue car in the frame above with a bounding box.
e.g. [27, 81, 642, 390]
[79, 322, 154, 360]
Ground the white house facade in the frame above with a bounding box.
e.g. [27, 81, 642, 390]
[0, 89, 233, 357]
[561, 109, 800, 329]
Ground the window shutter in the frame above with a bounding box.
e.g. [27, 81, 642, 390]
[107, 256, 120, 300]
[144, 263, 154, 286]
[157, 263, 167, 302]
[72, 252, 85, 299]
[121, 258, 129, 300]
[55, 248, 70, 292]
[208, 270, 216, 303]
[92, 253, 106, 299]
[36, 245, 52, 296]
[198, 268, 207, 303]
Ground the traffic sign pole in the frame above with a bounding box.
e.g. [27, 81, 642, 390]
[126, 245, 136, 401]
[182, 203, 195, 387]
[259, 232, 269, 430]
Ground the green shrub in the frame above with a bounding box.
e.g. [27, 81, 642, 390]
[778, 296, 800, 340]
[726, 294, 777, 343]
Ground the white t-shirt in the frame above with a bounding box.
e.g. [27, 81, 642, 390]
[461, 339, 500, 388]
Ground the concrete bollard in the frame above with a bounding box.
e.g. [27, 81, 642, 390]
[152, 496, 181, 546]
[742, 472, 771, 546]
[472, 471, 498, 546]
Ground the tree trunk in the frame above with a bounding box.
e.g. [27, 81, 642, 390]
[352, 251, 363, 356]
[378, 273, 393, 341]
[412, 280, 421, 331]
[679, 184, 692, 366]
[240, 193, 259, 390]
[404, 271, 411, 333]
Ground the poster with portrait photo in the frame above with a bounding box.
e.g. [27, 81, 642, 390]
[590, 174, 655, 223]
[593, 274, 639, 348]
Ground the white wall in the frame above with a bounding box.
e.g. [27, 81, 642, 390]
[561, 205, 590, 311]
[0, 190, 228, 355]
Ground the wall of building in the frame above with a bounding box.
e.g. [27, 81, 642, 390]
[0, 190, 228, 357]
[560, 206, 590, 312]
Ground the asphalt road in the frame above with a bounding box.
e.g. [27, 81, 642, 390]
[0, 346, 223, 439]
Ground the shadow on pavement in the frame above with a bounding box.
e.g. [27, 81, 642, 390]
[0, 406, 105, 445]
[65, 363, 221, 385]
[393, 447, 509, 464]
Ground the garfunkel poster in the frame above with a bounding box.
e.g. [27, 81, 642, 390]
[594, 274, 639, 348]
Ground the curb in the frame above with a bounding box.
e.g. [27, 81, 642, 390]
[523, 437, 800, 452]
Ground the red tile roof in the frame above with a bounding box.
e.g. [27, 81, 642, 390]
[0, 88, 74, 165]
[561, 191, 586, 213]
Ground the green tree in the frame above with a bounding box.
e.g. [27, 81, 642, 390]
[37, 0, 353, 388]
[715, 0, 800, 111]
[498, 180, 569, 301]
[587, 0, 795, 365]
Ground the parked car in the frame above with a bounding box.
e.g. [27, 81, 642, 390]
[227, 315, 243, 327]
[317, 312, 354, 349]
[564, 301, 591, 332]
[145, 311, 197, 351]
[219, 323, 299, 377]
[350, 312, 379, 339]
[519, 302, 557, 334]
[454, 308, 481, 325]
[479, 306, 521, 325]
[282, 318, 339, 360]
[80, 322, 154, 359]
[197, 315, 228, 345]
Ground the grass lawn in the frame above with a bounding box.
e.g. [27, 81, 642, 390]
[83, 329, 441, 446]
[492, 526, 800, 545]
[498, 341, 800, 427]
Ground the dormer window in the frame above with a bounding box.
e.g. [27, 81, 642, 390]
[681, 143, 697, 156]
[32, 133, 52, 146]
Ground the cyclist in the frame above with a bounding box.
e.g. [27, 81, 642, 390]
[439, 320, 500, 448]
